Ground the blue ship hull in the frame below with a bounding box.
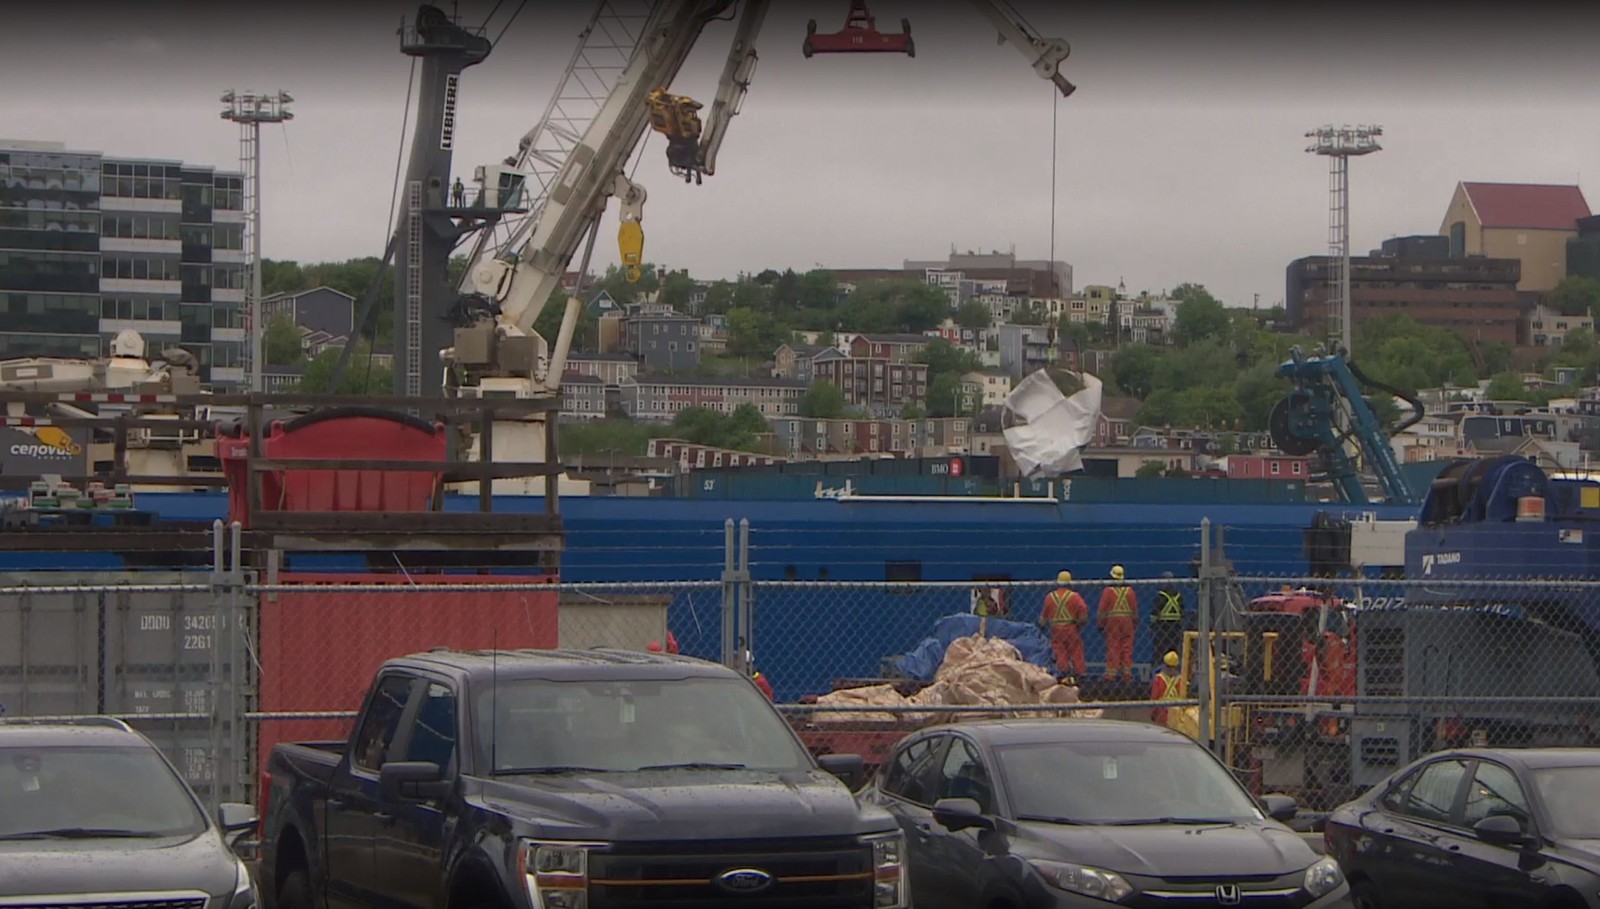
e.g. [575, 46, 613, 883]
[0, 491, 1419, 701]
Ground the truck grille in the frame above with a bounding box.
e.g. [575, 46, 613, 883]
[587, 837, 872, 908]
[4, 899, 208, 909]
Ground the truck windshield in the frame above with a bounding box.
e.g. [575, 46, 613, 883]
[475, 676, 814, 775]
[0, 745, 208, 839]
[996, 740, 1264, 826]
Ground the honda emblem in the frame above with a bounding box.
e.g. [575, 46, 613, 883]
[1215, 884, 1242, 905]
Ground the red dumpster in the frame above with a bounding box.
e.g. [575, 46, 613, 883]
[217, 408, 447, 527]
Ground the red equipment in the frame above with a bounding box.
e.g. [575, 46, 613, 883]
[803, 1, 913, 58]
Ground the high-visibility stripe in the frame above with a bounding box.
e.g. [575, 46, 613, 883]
[1108, 586, 1134, 617]
[1156, 590, 1182, 621]
[1047, 589, 1082, 624]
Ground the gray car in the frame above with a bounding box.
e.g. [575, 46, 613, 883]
[0, 717, 258, 908]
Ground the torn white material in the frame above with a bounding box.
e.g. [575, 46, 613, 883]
[1002, 369, 1103, 477]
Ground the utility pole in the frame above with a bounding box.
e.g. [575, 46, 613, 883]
[221, 90, 293, 393]
[1305, 125, 1382, 358]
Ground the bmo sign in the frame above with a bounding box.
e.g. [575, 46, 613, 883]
[929, 457, 964, 477]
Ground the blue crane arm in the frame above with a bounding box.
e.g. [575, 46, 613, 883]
[1271, 348, 1419, 506]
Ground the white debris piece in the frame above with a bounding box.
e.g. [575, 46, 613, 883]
[1001, 369, 1103, 478]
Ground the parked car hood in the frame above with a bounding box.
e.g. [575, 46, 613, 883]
[477, 768, 894, 841]
[1020, 819, 1315, 878]
[0, 831, 236, 897]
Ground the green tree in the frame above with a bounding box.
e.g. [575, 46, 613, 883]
[727, 403, 770, 437]
[532, 288, 598, 351]
[726, 306, 791, 359]
[1484, 370, 1529, 401]
[1546, 275, 1600, 318]
[668, 406, 766, 451]
[702, 281, 736, 314]
[1111, 344, 1160, 398]
[264, 315, 305, 366]
[1171, 283, 1229, 345]
[843, 280, 948, 333]
[914, 337, 983, 383]
[1136, 460, 1167, 478]
[1009, 303, 1048, 326]
[797, 269, 837, 311]
[799, 382, 846, 418]
[901, 402, 926, 419]
[298, 343, 391, 394]
[559, 418, 671, 458]
[660, 269, 696, 310]
[927, 372, 969, 417]
[954, 300, 992, 330]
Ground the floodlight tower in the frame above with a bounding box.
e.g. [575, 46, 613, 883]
[1305, 124, 1382, 357]
[221, 89, 294, 393]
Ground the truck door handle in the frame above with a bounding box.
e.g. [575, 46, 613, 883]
[375, 812, 393, 823]
[327, 798, 348, 809]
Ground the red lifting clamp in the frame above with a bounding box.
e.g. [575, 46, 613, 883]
[803, 0, 913, 58]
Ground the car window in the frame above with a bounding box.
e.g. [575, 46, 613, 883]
[883, 735, 946, 807]
[1400, 759, 1470, 825]
[1462, 761, 1530, 827]
[1379, 768, 1418, 814]
[353, 674, 417, 773]
[936, 736, 995, 815]
[404, 682, 458, 772]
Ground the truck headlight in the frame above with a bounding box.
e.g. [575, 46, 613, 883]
[864, 831, 908, 908]
[1303, 856, 1345, 897]
[518, 840, 605, 909]
[1028, 859, 1134, 902]
[228, 858, 258, 909]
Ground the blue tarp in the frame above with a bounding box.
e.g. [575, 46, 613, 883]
[889, 614, 1057, 682]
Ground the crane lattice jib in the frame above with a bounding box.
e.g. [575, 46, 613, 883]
[457, 0, 661, 287]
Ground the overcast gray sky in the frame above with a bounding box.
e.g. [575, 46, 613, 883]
[6, 1, 1600, 307]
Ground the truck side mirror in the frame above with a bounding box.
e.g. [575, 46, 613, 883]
[933, 798, 994, 832]
[1260, 793, 1298, 822]
[818, 753, 865, 790]
[380, 761, 451, 801]
[217, 801, 258, 834]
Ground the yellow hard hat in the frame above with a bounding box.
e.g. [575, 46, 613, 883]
[1163, 651, 1179, 668]
[1057, 570, 1072, 584]
[1111, 565, 1125, 580]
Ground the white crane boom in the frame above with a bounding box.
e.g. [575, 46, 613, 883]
[456, 0, 756, 392]
[450, 0, 1072, 401]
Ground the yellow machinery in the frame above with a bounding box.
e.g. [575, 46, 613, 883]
[1166, 630, 1281, 771]
[645, 88, 708, 185]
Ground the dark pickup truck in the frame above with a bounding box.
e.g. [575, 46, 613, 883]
[258, 648, 907, 909]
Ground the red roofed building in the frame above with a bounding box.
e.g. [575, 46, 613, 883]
[1441, 182, 1592, 291]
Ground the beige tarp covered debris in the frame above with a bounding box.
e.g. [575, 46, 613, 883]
[811, 635, 1104, 723]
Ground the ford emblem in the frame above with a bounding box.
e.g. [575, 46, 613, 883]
[714, 868, 775, 895]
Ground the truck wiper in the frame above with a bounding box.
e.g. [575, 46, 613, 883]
[500, 765, 615, 775]
[636, 762, 748, 771]
[0, 827, 159, 840]
[1100, 817, 1238, 826]
[1015, 814, 1087, 826]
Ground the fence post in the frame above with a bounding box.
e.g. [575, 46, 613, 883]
[721, 519, 737, 669]
[1197, 519, 1213, 755]
[207, 520, 227, 817]
[737, 518, 753, 677]
[227, 520, 247, 808]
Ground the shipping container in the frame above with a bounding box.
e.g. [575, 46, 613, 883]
[253, 572, 561, 805]
[0, 572, 233, 803]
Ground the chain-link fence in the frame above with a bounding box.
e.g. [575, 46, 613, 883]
[7, 564, 1600, 821]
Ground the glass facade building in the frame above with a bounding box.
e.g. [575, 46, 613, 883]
[0, 139, 247, 387]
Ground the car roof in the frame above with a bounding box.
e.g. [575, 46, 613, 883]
[1433, 747, 1600, 771]
[0, 720, 151, 749]
[932, 718, 1201, 747]
[389, 647, 742, 684]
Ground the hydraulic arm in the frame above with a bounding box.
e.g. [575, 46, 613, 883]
[1269, 348, 1424, 506]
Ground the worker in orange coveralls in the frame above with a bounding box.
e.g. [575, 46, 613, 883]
[646, 631, 681, 655]
[1097, 565, 1138, 681]
[1039, 570, 1089, 683]
[1150, 651, 1183, 725]
[752, 669, 774, 700]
